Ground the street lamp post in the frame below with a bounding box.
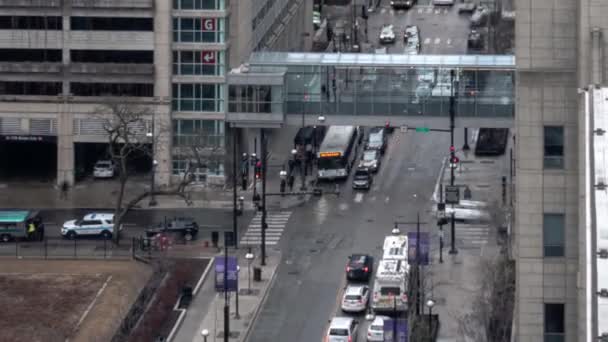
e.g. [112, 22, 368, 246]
[279, 169, 287, 196]
[260, 128, 268, 266]
[235, 265, 240, 319]
[201, 329, 209, 342]
[426, 299, 435, 336]
[245, 250, 254, 294]
[223, 232, 230, 342]
[149, 159, 158, 206]
[232, 127, 238, 249]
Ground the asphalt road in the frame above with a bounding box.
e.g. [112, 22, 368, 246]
[366, 1, 470, 55]
[247, 128, 451, 341]
[37, 208, 252, 239]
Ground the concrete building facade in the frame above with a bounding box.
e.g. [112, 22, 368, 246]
[0, 0, 311, 187]
[514, 0, 608, 341]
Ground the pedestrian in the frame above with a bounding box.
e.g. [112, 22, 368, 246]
[60, 181, 69, 200]
[27, 221, 36, 241]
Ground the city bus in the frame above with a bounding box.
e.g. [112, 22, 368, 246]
[317, 125, 361, 180]
[0, 210, 43, 242]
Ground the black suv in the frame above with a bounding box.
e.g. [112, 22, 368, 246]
[145, 217, 199, 241]
[346, 254, 374, 281]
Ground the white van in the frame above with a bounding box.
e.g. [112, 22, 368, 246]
[62, 213, 118, 239]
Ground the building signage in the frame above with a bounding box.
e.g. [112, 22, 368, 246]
[407, 232, 430, 265]
[201, 50, 216, 64]
[383, 318, 408, 342]
[202, 18, 216, 31]
[319, 151, 341, 158]
[215, 256, 238, 292]
[3, 135, 56, 143]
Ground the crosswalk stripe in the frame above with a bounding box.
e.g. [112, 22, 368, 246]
[241, 211, 291, 246]
[434, 38, 441, 44]
[245, 228, 284, 232]
[424, 38, 431, 45]
[240, 240, 278, 245]
[248, 224, 287, 228]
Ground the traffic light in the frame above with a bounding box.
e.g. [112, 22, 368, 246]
[451, 156, 460, 164]
[361, 6, 368, 19]
[449, 145, 455, 153]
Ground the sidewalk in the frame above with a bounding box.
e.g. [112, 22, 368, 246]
[430, 131, 511, 341]
[173, 249, 281, 342]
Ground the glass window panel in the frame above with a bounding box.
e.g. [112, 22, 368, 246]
[543, 214, 564, 257]
[202, 84, 216, 98]
[180, 18, 194, 30]
[179, 120, 195, 134]
[544, 303, 565, 333]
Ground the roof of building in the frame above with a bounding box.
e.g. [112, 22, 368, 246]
[249, 52, 515, 69]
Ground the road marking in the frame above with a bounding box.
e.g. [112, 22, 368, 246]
[434, 37, 441, 44]
[339, 203, 349, 211]
[354, 193, 364, 203]
[240, 211, 292, 246]
[417, 8, 423, 13]
[426, 7, 433, 14]
[434, 9, 441, 14]
[424, 37, 431, 45]
[446, 39, 452, 45]
[385, 196, 390, 203]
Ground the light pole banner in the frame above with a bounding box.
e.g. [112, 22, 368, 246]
[407, 232, 430, 265]
[383, 318, 408, 342]
[215, 256, 238, 292]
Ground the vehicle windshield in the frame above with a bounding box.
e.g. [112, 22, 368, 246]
[74, 220, 83, 226]
[369, 134, 382, 144]
[345, 295, 361, 300]
[380, 287, 401, 295]
[318, 157, 344, 170]
[329, 328, 349, 336]
[96, 162, 111, 168]
[355, 170, 369, 177]
[363, 151, 377, 161]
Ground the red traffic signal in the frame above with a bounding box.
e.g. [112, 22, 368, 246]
[255, 172, 261, 180]
[449, 146, 455, 152]
[451, 156, 460, 164]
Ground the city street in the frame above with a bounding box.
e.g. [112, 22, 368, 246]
[247, 128, 451, 341]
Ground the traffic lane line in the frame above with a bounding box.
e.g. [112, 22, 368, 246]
[321, 274, 348, 341]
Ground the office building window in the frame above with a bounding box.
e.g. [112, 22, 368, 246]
[172, 50, 224, 76]
[0, 49, 61, 62]
[172, 119, 225, 148]
[70, 83, 153, 97]
[544, 303, 564, 342]
[0, 81, 61, 95]
[173, 17, 226, 43]
[544, 126, 564, 169]
[71, 17, 153, 31]
[71, 50, 153, 64]
[543, 214, 565, 257]
[173, 0, 226, 10]
[172, 83, 224, 112]
[0, 16, 62, 30]
[172, 156, 224, 177]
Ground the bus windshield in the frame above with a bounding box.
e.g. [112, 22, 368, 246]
[318, 157, 344, 170]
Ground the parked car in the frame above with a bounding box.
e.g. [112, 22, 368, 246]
[346, 254, 374, 281]
[467, 29, 483, 49]
[379, 25, 396, 44]
[404, 39, 420, 55]
[93, 160, 115, 178]
[359, 150, 381, 172]
[62, 213, 117, 239]
[458, 1, 477, 13]
[341, 285, 370, 313]
[145, 217, 199, 241]
[471, 5, 490, 27]
[367, 315, 391, 341]
[404, 25, 419, 43]
[390, 0, 416, 9]
[352, 167, 372, 190]
[326, 317, 359, 342]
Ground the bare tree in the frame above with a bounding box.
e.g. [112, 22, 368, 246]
[97, 103, 195, 244]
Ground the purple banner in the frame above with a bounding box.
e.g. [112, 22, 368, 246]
[215, 256, 238, 292]
[383, 318, 408, 342]
[407, 232, 430, 265]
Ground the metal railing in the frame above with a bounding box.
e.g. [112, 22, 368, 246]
[0, 237, 132, 259]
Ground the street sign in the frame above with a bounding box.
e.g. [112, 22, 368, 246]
[407, 232, 430, 265]
[445, 185, 460, 204]
[400, 126, 408, 133]
[415, 127, 430, 133]
[202, 18, 216, 31]
[215, 256, 238, 292]
[201, 51, 216, 64]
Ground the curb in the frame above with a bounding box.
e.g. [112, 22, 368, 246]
[432, 156, 449, 203]
[241, 253, 282, 342]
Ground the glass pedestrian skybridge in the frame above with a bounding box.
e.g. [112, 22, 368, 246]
[226, 52, 515, 128]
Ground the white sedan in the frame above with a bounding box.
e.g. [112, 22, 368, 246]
[367, 315, 391, 341]
[379, 25, 396, 44]
[341, 284, 370, 313]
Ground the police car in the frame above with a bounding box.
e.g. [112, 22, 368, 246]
[62, 213, 117, 239]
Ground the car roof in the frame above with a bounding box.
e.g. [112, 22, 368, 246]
[349, 254, 370, 262]
[345, 284, 367, 295]
[372, 315, 391, 325]
[84, 213, 114, 220]
[330, 316, 354, 328]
